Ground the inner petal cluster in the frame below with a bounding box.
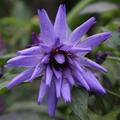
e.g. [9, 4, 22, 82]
[48, 46, 72, 69]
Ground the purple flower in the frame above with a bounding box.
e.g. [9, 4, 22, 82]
[6, 5, 112, 117]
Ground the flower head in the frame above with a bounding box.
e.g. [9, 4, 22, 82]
[6, 5, 112, 117]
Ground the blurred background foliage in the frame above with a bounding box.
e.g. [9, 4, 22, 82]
[0, 0, 120, 120]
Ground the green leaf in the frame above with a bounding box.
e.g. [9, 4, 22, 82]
[0, 111, 53, 120]
[6, 101, 62, 119]
[0, 53, 15, 66]
[7, 101, 48, 113]
[11, 0, 31, 20]
[89, 107, 120, 120]
[104, 108, 120, 120]
[104, 32, 120, 50]
[88, 111, 104, 120]
[68, 88, 89, 120]
[80, 2, 118, 15]
[67, 0, 94, 27]
[103, 56, 120, 85]
[0, 80, 9, 95]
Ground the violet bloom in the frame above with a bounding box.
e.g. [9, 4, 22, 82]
[6, 5, 111, 117]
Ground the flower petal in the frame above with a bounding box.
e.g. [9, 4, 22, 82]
[6, 55, 40, 67]
[52, 37, 61, 49]
[60, 44, 72, 51]
[54, 54, 65, 64]
[73, 70, 90, 91]
[38, 9, 55, 44]
[54, 77, 62, 98]
[40, 44, 52, 53]
[64, 69, 75, 86]
[17, 46, 41, 55]
[83, 70, 106, 94]
[52, 68, 62, 80]
[38, 80, 47, 104]
[53, 68, 62, 97]
[61, 80, 71, 102]
[29, 65, 42, 82]
[47, 81, 57, 117]
[78, 32, 112, 49]
[54, 4, 68, 42]
[69, 17, 96, 45]
[45, 65, 53, 86]
[80, 57, 108, 72]
[41, 54, 50, 64]
[69, 47, 91, 53]
[6, 69, 34, 89]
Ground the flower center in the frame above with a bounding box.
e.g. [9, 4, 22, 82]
[49, 48, 70, 69]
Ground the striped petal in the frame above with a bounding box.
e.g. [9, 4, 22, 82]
[69, 47, 91, 53]
[38, 9, 55, 44]
[40, 44, 52, 53]
[64, 69, 75, 86]
[17, 46, 41, 55]
[83, 70, 106, 94]
[73, 70, 90, 91]
[61, 81, 71, 102]
[69, 17, 96, 45]
[45, 65, 53, 86]
[47, 82, 57, 117]
[54, 4, 68, 42]
[29, 65, 42, 82]
[54, 77, 62, 98]
[41, 54, 50, 64]
[80, 57, 108, 72]
[78, 32, 112, 49]
[6, 55, 40, 67]
[6, 69, 34, 89]
[38, 80, 47, 104]
[53, 68, 62, 80]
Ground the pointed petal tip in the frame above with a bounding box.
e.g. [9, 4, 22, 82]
[103, 89, 106, 94]
[6, 85, 10, 89]
[96, 88, 106, 95]
[38, 9, 45, 14]
[101, 89, 106, 94]
[45, 83, 51, 87]
[64, 98, 71, 103]
[103, 68, 108, 73]
[90, 16, 96, 20]
[38, 100, 42, 105]
[5, 63, 15, 68]
[4, 64, 9, 68]
[86, 17, 96, 24]
[38, 9, 46, 19]
[6, 58, 13, 64]
[87, 17, 96, 25]
[59, 4, 66, 10]
[99, 32, 112, 40]
[104, 32, 112, 38]
[86, 86, 90, 91]
[37, 9, 41, 15]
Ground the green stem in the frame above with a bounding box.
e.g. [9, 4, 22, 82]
[106, 89, 120, 98]
[67, 0, 94, 27]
